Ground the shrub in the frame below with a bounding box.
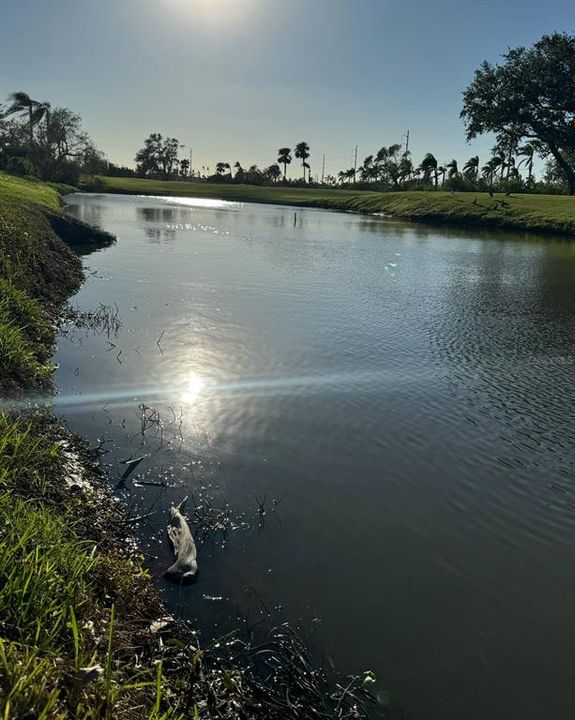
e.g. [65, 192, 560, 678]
[6, 156, 36, 177]
[47, 160, 81, 187]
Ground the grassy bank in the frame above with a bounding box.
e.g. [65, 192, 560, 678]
[0, 174, 176, 717]
[0, 173, 113, 392]
[85, 175, 575, 237]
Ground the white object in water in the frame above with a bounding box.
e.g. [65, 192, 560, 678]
[164, 497, 198, 582]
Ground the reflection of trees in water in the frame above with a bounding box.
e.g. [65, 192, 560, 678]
[64, 201, 110, 229]
[136, 206, 179, 243]
[427, 237, 575, 479]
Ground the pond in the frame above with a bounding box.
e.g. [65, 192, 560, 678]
[57, 192, 575, 720]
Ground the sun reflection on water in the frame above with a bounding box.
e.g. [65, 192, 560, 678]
[181, 373, 205, 406]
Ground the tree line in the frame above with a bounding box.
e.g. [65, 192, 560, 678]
[130, 33, 573, 195]
[1, 32, 573, 195]
[0, 92, 105, 185]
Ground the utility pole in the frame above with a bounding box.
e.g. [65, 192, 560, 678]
[321, 153, 326, 184]
[189, 148, 193, 178]
[402, 130, 410, 155]
[353, 145, 358, 182]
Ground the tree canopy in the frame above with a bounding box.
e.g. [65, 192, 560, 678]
[135, 134, 182, 178]
[460, 32, 575, 193]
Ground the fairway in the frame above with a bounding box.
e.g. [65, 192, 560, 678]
[85, 176, 575, 236]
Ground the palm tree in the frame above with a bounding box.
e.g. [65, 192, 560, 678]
[359, 155, 374, 183]
[337, 170, 346, 185]
[463, 156, 479, 181]
[233, 161, 244, 182]
[37, 101, 51, 138]
[216, 162, 227, 176]
[419, 153, 438, 187]
[294, 141, 310, 182]
[5, 92, 50, 146]
[265, 164, 282, 183]
[481, 158, 498, 189]
[438, 166, 446, 186]
[446, 159, 459, 179]
[490, 152, 506, 182]
[398, 155, 413, 185]
[517, 143, 535, 183]
[277, 148, 292, 181]
[375, 145, 403, 186]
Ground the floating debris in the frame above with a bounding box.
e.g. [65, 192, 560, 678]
[164, 497, 198, 583]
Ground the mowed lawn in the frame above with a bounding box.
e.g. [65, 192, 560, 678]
[84, 175, 575, 236]
[0, 171, 67, 210]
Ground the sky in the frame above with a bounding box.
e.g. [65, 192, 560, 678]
[1, 0, 573, 179]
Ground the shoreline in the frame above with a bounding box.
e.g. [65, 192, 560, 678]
[82, 175, 575, 238]
[0, 173, 387, 718]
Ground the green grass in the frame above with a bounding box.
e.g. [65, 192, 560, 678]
[0, 173, 86, 391]
[86, 175, 575, 236]
[0, 414, 184, 719]
[0, 172, 64, 210]
[0, 174, 184, 718]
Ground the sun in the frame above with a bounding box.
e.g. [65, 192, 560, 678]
[163, 0, 258, 28]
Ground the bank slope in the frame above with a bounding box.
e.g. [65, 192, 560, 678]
[0, 172, 113, 391]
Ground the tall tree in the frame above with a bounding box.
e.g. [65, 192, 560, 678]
[265, 164, 282, 183]
[461, 32, 575, 193]
[517, 143, 535, 183]
[489, 151, 506, 182]
[294, 141, 310, 182]
[5, 92, 49, 146]
[233, 161, 244, 182]
[446, 159, 459, 179]
[375, 144, 403, 188]
[359, 155, 374, 182]
[135, 133, 181, 178]
[463, 156, 479, 181]
[277, 147, 292, 180]
[398, 154, 413, 185]
[481, 158, 499, 189]
[419, 153, 438, 187]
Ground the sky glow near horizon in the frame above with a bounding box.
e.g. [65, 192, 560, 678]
[1, 0, 573, 177]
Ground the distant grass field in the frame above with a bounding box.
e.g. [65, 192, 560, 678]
[86, 175, 575, 236]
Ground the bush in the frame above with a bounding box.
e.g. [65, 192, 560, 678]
[443, 176, 478, 192]
[6, 157, 36, 177]
[46, 160, 81, 187]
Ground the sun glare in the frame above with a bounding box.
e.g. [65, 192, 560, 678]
[165, 0, 258, 28]
[182, 373, 205, 406]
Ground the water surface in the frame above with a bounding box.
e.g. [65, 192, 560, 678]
[57, 193, 575, 720]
